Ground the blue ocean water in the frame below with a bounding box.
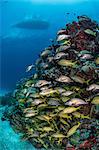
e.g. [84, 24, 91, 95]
[0, 1, 99, 150]
[0, 0, 99, 95]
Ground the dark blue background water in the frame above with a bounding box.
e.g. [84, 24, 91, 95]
[0, 0, 99, 95]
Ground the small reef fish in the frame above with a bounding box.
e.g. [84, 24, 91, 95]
[35, 80, 51, 88]
[58, 59, 77, 67]
[60, 106, 80, 114]
[41, 50, 51, 57]
[27, 93, 40, 98]
[39, 89, 58, 96]
[25, 111, 38, 117]
[66, 122, 81, 137]
[71, 75, 86, 84]
[25, 113, 36, 117]
[60, 40, 71, 46]
[40, 86, 49, 91]
[80, 54, 93, 60]
[95, 57, 99, 64]
[48, 99, 60, 106]
[84, 29, 96, 36]
[61, 91, 74, 96]
[31, 99, 44, 105]
[47, 56, 54, 63]
[54, 52, 67, 60]
[57, 29, 67, 35]
[65, 98, 88, 106]
[55, 75, 73, 83]
[59, 113, 72, 120]
[33, 73, 38, 79]
[60, 118, 70, 126]
[56, 45, 70, 53]
[55, 87, 66, 93]
[35, 58, 42, 66]
[57, 106, 65, 111]
[86, 84, 99, 91]
[37, 115, 52, 122]
[52, 133, 66, 138]
[57, 34, 71, 42]
[42, 127, 54, 132]
[37, 104, 48, 110]
[78, 50, 91, 56]
[91, 96, 99, 105]
[26, 64, 34, 72]
[72, 112, 90, 119]
[61, 96, 71, 102]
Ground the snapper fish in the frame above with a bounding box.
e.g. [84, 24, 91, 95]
[42, 127, 54, 132]
[84, 29, 96, 36]
[57, 34, 71, 42]
[71, 75, 86, 84]
[47, 56, 54, 63]
[39, 88, 58, 96]
[95, 57, 99, 65]
[40, 50, 51, 57]
[72, 112, 90, 119]
[33, 73, 38, 79]
[31, 99, 44, 105]
[25, 113, 37, 117]
[58, 59, 77, 68]
[35, 80, 51, 88]
[86, 84, 99, 91]
[80, 54, 93, 60]
[55, 75, 73, 83]
[60, 40, 71, 46]
[54, 52, 67, 60]
[35, 58, 42, 66]
[60, 106, 80, 114]
[66, 122, 81, 137]
[48, 99, 60, 106]
[65, 98, 88, 106]
[25, 110, 38, 117]
[40, 86, 49, 91]
[52, 133, 66, 138]
[26, 64, 34, 72]
[78, 50, 91, 56]
[61, 91, 74, 96]
[56, 45, 70, 53]
[57, 29, 67, 35]
[55, 87, 66, 93]
[91, 96, 99, 105]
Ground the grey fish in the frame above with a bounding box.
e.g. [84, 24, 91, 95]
[26, 64, 34, 72]
[54, 52, 67, 60]
[65, 98, 88, 106]
[80, 54, 93, 60]
[61, 91, 74, 96]
[56, 45, 70, 53]
[86, 84, 99, 91]
[55, 75, 73, 83]
[31, 99, 44, 105]
[35, 80, 51, 88]
[79, 50, 91, 55]
[57, 34, 71, 42]
[57, 29, 66, 35]
[48, 100, 60, 106]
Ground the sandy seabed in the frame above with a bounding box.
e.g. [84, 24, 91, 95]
[0, 105, 35, 150]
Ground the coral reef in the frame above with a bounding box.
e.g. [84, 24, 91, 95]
[2, 15, 99, 150]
